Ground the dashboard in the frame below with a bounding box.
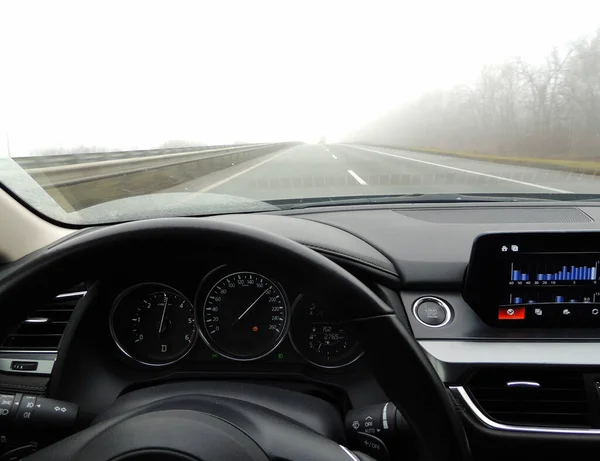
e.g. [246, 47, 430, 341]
[38, 206, 600, 402]
[34, 244, 402, 420]
[8, 203, 600, 460]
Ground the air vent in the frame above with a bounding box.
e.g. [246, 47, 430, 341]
[0, 290, 86, 352]
[467, 369, 590, 428]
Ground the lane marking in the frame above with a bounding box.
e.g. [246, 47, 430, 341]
[199, 146, 298, 192]
[347, 169, 367, 185]
[332, 154, 338, 160]
[344, 145, 572, 193]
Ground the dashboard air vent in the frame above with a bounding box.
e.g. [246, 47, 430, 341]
[467, 369, 590, 428]
[0, 290, 85, 352]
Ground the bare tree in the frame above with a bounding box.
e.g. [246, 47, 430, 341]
[354, 28, 600, 161]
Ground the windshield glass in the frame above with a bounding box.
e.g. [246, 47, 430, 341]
[1, 1, 599, 224]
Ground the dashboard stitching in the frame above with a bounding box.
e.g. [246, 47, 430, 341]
[303, 217, 404, 279]
[301, 242, 398, 275]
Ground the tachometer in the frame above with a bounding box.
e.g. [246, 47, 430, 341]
[110, 283, 197, 366]
[290, 295, 362, 368]
[198, 271, 289, 360]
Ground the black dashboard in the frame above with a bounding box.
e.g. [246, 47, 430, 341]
[51, 253, 396, 420]
[6, 203, 600, 460]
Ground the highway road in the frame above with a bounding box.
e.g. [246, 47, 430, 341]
[165, 143, 600, 201]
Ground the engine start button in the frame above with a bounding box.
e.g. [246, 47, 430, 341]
[412, 297, 452, 328]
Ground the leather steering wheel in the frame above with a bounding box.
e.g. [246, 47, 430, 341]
[0, 218, 470, 461]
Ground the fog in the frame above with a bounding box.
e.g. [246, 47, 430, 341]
[353, 29, 600, 159]
[1, 0, 599, 156]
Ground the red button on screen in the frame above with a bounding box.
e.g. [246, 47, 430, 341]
[498, 307, 525, 320]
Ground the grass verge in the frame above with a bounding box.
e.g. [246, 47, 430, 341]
[375, 146, 600, 176]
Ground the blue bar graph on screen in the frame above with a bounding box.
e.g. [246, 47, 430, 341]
[510, 262, 599, 282]
[555, 295, 564, 303]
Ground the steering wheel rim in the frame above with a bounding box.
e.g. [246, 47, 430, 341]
[0, 217, 470, 461]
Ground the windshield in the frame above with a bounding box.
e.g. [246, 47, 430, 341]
[1, 1, 599, 224]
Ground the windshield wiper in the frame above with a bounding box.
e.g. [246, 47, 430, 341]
[269, 193, 560, 210]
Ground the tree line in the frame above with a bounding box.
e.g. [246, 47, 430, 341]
[353, 29, 600, 159]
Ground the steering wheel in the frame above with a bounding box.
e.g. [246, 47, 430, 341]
[0, 218, 470, 461]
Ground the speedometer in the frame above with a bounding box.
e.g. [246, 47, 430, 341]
[198, 271, 289, 360]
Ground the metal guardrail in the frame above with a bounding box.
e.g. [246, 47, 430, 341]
[13, 144, 267, 169]
[21, 144, 277, 188]
[15, 142, 299, 210]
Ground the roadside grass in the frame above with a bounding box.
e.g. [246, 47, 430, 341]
[407, 147, 600, 176]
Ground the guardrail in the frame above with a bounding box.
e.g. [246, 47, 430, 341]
[15, 142, 299, 211]
[14, 144, 267, 169]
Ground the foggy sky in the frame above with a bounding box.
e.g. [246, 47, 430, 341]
[1, 0, 599, 156]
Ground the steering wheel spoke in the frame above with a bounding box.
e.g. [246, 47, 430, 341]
[26, 385, 364, 461]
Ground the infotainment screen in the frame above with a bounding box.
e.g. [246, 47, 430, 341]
[464, 232, 600, 327]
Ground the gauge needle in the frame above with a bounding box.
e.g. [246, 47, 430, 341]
[233, 287, 270, 325]
[158, 294, 168, 335]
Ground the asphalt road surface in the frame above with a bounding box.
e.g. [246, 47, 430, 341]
[166, 143, 600, 200]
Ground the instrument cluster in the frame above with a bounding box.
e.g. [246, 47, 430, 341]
[109, 265, 363, 369]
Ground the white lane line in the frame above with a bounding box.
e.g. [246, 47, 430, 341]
[199, 146, 297, 192]
[345, 145, 572, 193]
[332, 154, 338, 160]
[347, 169, 367, 185]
